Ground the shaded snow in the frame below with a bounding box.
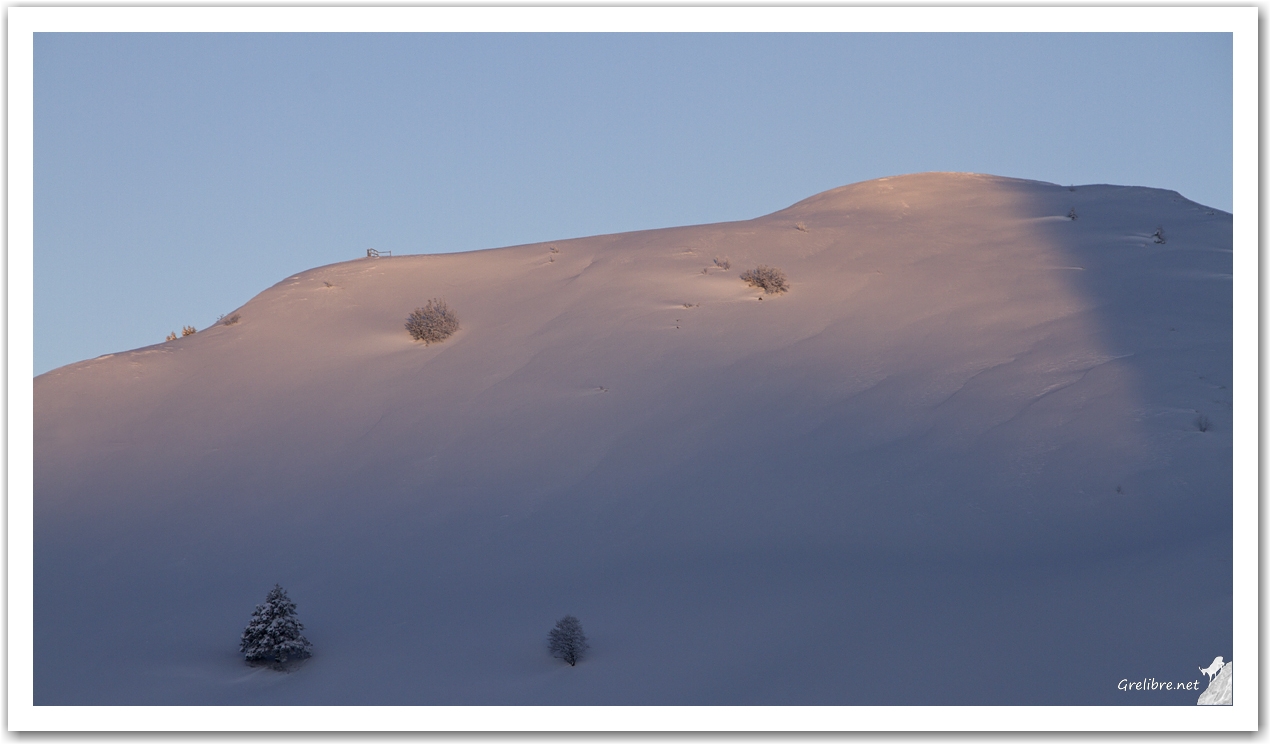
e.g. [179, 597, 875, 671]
[34, 172, 1232, 705]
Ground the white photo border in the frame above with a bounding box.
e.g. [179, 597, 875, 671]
[8, 5, 1257, 733]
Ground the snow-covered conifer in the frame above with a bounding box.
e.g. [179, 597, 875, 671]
[240, 584, 312, 666]
[548, 615, 589, 667]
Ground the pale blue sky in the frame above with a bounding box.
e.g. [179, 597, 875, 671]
[34, 32, 1232, 375]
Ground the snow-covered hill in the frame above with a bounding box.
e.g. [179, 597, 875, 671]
[34, 173, 1232, 705]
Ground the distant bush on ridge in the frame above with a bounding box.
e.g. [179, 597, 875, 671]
[740, 265, 789, 294]
[165, 326, 196, 341]
[406, 299, 460, 345]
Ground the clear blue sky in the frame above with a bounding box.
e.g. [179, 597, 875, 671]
[34, 32, 1232, 375]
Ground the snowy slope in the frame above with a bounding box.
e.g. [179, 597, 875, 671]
[34, 173, 1232, 705]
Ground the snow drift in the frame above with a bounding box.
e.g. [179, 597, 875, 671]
[34, 173, 1232, 705]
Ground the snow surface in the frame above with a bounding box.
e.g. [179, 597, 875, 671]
[34, 172, 1232, 705]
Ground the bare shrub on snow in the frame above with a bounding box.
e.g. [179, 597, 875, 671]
[713, 256, 730, 270]
[1153, 227, 1166, 244]
[740, 265, 789, 294]
[548, 615, 589, 667]
[1195, 413, 1212, 432]
[406, 299, 460, 345]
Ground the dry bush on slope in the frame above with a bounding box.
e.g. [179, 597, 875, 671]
[740, 265, 789, 294]
[406, 299, 460, 345]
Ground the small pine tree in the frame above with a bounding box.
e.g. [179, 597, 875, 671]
[1153, 227, 1166, 244]
[181, 325, 196, 337]
[165, 331, 177, 342]
[240, 584, 312, 666]
[548, 615, 589, 667]
[1067, 207, 1078, 220]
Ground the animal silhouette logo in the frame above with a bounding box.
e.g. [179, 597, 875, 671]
[1199, 656, 1225, 682]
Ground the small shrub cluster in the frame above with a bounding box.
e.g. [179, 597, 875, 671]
[740, 265, 789, 294]
[1196, 413, 1212, 432]
[713, 256, 730, 270]
[1067, 207, 1078, 221]
[1153, 227, 1166, 244]
[165, 331, 177, 342]
[182, 325, 196, 337]
[406, 299, 460, 345]
[795, 222, 808, 233]
[222, 314, 241, 326]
